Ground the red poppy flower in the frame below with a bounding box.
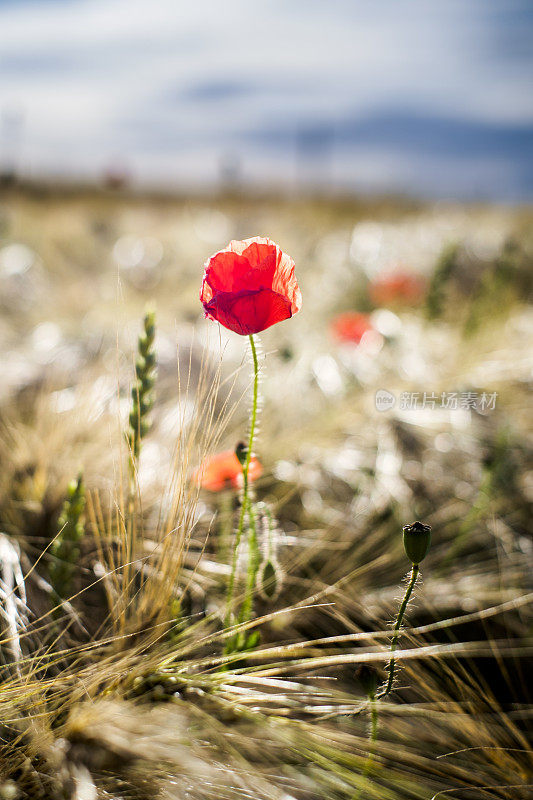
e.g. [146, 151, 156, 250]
[200, 237, 302, 335]
[330, 311, 373, 344]
[193, 450, 263, 493]
[369, 270, 425, 306]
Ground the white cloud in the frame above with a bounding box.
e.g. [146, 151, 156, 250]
[1, 0, 532, 195]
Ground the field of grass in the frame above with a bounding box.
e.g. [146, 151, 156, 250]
[0, 185, 531, 799]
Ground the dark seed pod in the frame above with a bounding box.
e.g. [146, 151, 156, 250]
[403, 521, 432, 565]
[258, 558, 282, 600]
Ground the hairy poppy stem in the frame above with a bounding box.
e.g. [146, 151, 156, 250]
[352, 691, 378, 800]
[368, 695, 379, 769]
[224, 334, 260, 631]
[237, 502, 259, 626]
[383, 563, 419, 696]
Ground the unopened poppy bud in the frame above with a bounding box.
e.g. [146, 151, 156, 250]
[403, 521, 432, 565]
[355, 665, 378, 697]
[258, 558, 282, 600]
[235, 441, 248, 468]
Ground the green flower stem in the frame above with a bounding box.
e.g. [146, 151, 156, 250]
[237, 501, 259, 625]
[368, 696, 378, 771]
[224, 333, 259, 630]
[217, 491, 234, 564]
[354, 553, 423, 796]
[383, 563, 419, 696]
[353, 692, 379, 800]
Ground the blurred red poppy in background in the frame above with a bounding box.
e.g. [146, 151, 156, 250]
[193, 450, 263, 492]
[369, 270, 426, 306]
[200, 236, 302, 335]
[330, 311, 373, 344]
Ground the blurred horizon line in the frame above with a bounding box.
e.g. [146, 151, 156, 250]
[2, 172, 532, 209]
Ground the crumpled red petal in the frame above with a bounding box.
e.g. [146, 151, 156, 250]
[200, 237, 301, 335]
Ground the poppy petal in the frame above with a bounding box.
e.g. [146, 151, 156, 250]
[200, 237, 301, 335]
[204, 289, 293, 336]
[193, 450, 263, 492]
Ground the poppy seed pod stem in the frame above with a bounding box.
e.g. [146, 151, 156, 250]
[224, 334, 260, 632]
[383, 563, 419, 696]
[380, 521, 432, 696]
[352, 692, 379, 800]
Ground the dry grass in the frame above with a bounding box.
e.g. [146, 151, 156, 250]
[0, 186, 531, 799]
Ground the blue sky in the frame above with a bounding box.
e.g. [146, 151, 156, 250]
[1, 0, 532, 199]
